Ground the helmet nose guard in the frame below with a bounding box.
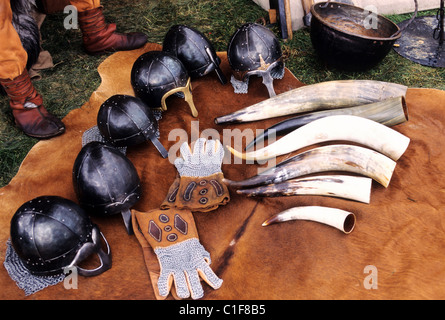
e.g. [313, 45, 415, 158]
[9, 196, 112, 277]
[227, 23, 284, 97]
[162, 24, 227, 85]
[160, 77, 196, 117]
[72, 141, 142, 234]
[97, 94, 168, 158]
[68, 225, 112, 277]
[131, 50, 198, 117]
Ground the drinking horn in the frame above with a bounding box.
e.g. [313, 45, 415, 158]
[214, 80, 407, 124]
[227, 115, 410, 162]
[237, 174, 372, 204]
[245, 96, 408, 150]
[223, 144, 397, 188]
[262, 206, 356, 234]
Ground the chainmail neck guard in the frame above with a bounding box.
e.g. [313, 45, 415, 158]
[4, 240, 65, 296]
[229, 62, 285, 95]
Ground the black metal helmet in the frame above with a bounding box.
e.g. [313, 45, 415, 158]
[72, 141, 141, 234]
[162, 24, 227, 84]
[227, 23, 284, 97]
[131, 50, 198, 117]
[97, 94, 168, 158]
[10, 195, 111, 277]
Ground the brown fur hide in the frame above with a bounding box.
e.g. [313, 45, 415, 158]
[1, 43, 445, 300]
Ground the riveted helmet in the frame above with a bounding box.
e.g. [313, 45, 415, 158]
[163, 24, 227, 84]
[9, 195, 111, 277]
[131, 50, 198, 117]
[73, 141, 141, 234]
[97, 94, 168, 158]
[227, 23, 284, 97]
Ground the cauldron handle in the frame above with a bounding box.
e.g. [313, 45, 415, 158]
[319, 0, 331, 8]
[390, 0, 418, 38]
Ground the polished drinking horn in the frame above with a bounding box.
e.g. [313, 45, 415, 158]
[237, 174, 372, 204]
[214, 80, 408, 124]
[223, 144, 397, 188]
[227, 115, 410, 162]
[262, 206, 356, 234]
[245, 96, 408, 150]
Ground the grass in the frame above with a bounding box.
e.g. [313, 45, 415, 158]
[0, 0, 444, 187]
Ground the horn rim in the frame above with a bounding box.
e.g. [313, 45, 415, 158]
[262, 206, 356, 234]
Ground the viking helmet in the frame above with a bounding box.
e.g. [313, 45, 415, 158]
[72, 141, 141, 234]
[10, 195, 111, 277]
[163, 24, 227, 84]
[97, 94, 168, 158]
[131, 50, 198, 117]
[227, 23, 284, 97]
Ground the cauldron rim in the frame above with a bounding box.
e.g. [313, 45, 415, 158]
[311, 1, 402, 42]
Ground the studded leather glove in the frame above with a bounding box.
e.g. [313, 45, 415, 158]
[161, 138, 230, 212]
[132, 208, 223, 300]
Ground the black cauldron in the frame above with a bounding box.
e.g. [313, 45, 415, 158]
[310, 1, 402, 70]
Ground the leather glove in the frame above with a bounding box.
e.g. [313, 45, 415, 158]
[161, 138, 230, 212]
[132, 208, 223, 300]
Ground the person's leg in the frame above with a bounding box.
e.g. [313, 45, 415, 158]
[69, 0, 100, 12]
[0, 0, 65, 138]
[0, 0, 28, 79]
[70, 0, 147, 54]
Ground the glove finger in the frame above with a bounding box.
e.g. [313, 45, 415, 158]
[214, 139, 222, 150]
[174, 157, 185, 171]
[157, 271, 173, 298]
[205, 139, 216, 156]
[193, 138, 206, 155]
[208, 139, 224, 165]
[173, 271, 191, 299]
[216, 139, 225, 159]
[198, 263, 223, 290]
[186, 270, 204, 300]
[179, 141, 193, 161]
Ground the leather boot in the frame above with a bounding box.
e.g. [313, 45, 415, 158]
[78, 7, 148, 55]
[0, 70, 65, 139]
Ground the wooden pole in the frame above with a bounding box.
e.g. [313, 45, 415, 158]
[284, 0, 293, 39]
